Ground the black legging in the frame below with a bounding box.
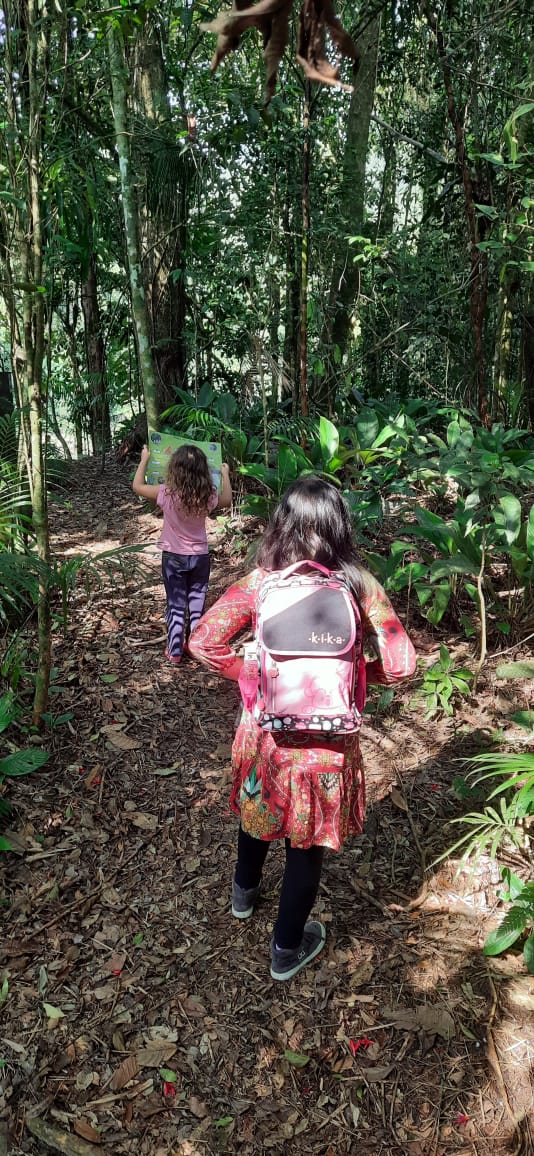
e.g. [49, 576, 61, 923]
[235, 826, 324, 950]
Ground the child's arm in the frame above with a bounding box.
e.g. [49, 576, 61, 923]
[188, 570, 261, 681]
[359, 578, 417, 685]
[217, 462, 232, 509]
[132, 445, 160, 501]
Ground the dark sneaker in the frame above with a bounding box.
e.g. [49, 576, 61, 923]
[270, 920, 326, 981]
[231, 879, 260, 919]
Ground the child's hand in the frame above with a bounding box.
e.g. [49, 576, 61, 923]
[221, 462, 230, 474]
[141, 444, 151, 462]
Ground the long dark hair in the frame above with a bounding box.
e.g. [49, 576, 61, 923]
[256, 476, 370, 600]
[165, 445, 213, 516]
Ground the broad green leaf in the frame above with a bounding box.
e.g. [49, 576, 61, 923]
[0, 836, 13, 851]
[159, 1068, 177, 1082]
[523, 935, 534, 975]
[483, 906, 527, 955]
[526, 506, 534, 561]
[496, 662, 534, 681]
[284, 1049, 310, 1067]
[439, 644, 451, 671]
[0, 748, 49, 776]
[319, 416, 339, 462]
[43, 1002, 64, 1019]
[101, 674, 119, 684]
[425, 583, 451, 625]
[0, 692, 16, 734]
[355, 409, 379, 448]
[428, 553, 478, 580]
[493, 494, 522, 546]
[510, 711, 534, 729]
[499, 868, 525, 901]
[214, 1116, 234, 1128]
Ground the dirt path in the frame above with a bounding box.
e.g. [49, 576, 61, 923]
[1, 459, 532, 1155]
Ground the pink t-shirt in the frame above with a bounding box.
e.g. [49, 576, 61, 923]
[156, 486, 218, 555]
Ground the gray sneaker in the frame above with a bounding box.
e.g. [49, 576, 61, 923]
[231, 878, 260, 919]
[270, 920, 326, 981]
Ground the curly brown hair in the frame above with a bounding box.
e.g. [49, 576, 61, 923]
[165, 445, 214, 516]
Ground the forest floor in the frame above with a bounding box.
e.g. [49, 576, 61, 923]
[1, 458, 533, 1156]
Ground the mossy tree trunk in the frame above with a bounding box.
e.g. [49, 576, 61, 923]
[106, 7, 160, 432]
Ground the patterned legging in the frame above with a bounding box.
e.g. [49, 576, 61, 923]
[161, 551, 211, 659]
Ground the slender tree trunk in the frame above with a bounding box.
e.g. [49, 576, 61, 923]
[314, 16, 381, 409]
[283, 157, 300, 411]
[523, 299, 534, 431]
[20, 0, 52, 724]
[134, 15, 189, 405]
[299, 84, 311, 418]
[493, 268, 520, 421]
[46, 303, 72, 459]
[81, 247, 111, 454]
[106, 9, 160, 431]
[425, 3, 490, 426]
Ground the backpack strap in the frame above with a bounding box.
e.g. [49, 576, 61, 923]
[278, 560, 332, 580]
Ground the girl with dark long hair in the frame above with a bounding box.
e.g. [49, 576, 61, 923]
[189, 476, 416, 979]
[133, 444, 231, 663]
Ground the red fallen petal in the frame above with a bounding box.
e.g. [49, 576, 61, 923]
[454, 1114, 469, 1125]
[112, 968, 122, 976]
[430, 783, 440, 791]
[163, 1082, 177, 1097]
[349, 1037, 373, 1055]
[92, 777, 101, 786]
[77, 767, 85, 774]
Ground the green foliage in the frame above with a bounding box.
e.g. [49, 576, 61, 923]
[0, 695, 50, 834]
[445, 749, 534, 865]
[483, 869, 534, 971]
[415, 645, 474, 718]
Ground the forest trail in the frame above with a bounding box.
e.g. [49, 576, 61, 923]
[1, 459, 532, 1156]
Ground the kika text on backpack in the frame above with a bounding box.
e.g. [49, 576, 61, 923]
[239, 561, 366, 734]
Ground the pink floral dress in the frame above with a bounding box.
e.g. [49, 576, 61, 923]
[189, 569, 416, 850]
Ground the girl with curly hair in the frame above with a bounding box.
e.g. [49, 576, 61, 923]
[133, 444, 231, 664]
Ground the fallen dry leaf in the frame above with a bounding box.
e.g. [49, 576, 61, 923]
[101, 725, 141, 751]
[126, 812, 158, 831]
[384, 1004, 455, 1040]
[136, 1040, 177, 1068]
[105, 952, 127, 975]
[360, 1064, 395, 1082]
[109, 1054, 139, 1092]
[188, 1095, 209, 1118]
[390, 786, 408, 812]
[349, 960, 374, 987]
[73, 1120, 102, 1144]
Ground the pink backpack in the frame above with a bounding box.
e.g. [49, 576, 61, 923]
[239, 561, 366, 735]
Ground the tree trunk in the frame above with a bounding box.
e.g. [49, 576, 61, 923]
[493, 268, 520, 421]
[299, 84, 311, 419]
[2, 0, 54, 724]
[314, 16, 381, 409]
[283, 157, 300, 411]
[425, 3, 490, 426]
[81, 248, 111, 455]
[106, 8, 160, 432]
[134, 14, 189, 408]
[523, 302, 534, 431]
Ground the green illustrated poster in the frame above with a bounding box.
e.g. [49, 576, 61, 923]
[146, 429, 222, 492]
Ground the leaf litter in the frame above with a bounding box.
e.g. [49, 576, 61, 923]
[0, 458, 533, 1155]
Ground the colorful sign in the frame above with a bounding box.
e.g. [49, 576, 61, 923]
[146, 429, 222, 492]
